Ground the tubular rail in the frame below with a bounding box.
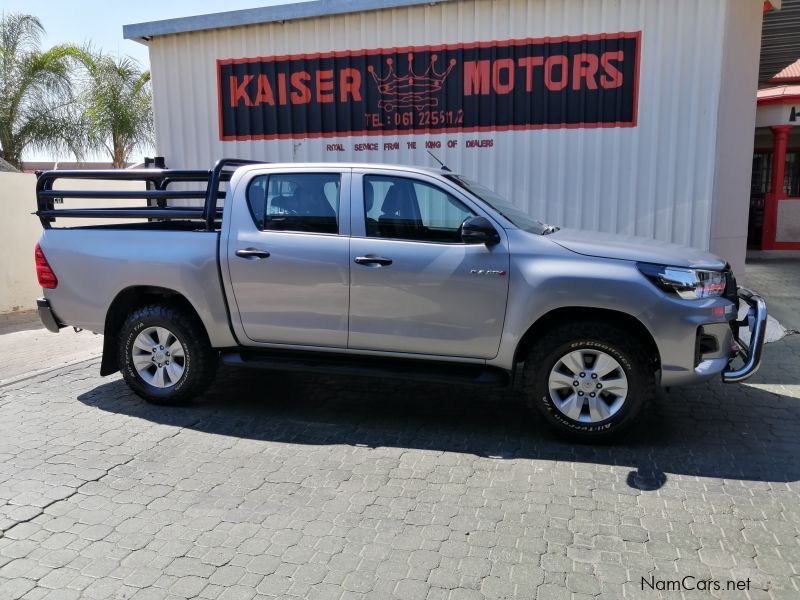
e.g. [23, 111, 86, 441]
[204, 159, 260, 231]
[35, 158, 261, 231]
[721, 287, 768, 383]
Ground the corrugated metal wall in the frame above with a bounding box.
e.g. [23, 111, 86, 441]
[148, 0, 740, 250]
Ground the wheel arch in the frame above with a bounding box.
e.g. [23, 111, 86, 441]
[100, 286, 207, 376]
[513, 307, 661, 376]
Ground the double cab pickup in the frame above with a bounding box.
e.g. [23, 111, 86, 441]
[34, 160, 767, 440]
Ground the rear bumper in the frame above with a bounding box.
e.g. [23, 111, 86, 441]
[37, 297, 63, 333]
[721, 287, 768, 383]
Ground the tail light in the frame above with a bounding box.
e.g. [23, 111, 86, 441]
[34, 243, 58, 288]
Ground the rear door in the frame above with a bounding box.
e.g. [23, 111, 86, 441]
[348, 169, 510, 359]
[226, 167, 351, 347]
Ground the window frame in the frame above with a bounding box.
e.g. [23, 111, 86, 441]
[243, 168, 351, 237]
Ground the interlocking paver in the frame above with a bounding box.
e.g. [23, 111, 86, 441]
[0, 259, 798, 599]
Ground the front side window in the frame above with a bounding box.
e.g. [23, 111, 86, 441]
[247, 173, 340, 234]
[363, 175, 474, 242]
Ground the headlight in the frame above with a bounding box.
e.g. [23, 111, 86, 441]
[637, 263, 726, 300]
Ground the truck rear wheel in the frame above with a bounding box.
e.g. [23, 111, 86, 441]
[118, 304, 218, 405]
[522, 322, 655, 441]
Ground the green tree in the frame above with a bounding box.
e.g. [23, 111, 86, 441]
[0, 13, 84, 168]
[78, 52, 153, 168]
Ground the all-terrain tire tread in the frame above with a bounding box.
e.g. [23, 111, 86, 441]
[118, 303, 218, 405]
[522, 321, 656, 440]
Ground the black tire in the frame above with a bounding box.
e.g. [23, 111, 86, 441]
[118, 303, 218, 405]
[522, 321, 655, 441]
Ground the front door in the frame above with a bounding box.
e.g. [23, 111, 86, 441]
[226, 168, 351, 347]
[348, 171, 510, 359]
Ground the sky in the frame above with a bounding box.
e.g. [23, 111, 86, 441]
[3, 0, 294, 161]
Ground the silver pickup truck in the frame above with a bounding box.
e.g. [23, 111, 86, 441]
[34, 159, 767, 440]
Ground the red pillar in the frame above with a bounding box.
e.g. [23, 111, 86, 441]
[762, 125, 793, 250]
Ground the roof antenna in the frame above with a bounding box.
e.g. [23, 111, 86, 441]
[427, 149, 451, 172]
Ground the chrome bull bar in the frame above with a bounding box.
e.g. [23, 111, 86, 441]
[722, 287, 768, 383]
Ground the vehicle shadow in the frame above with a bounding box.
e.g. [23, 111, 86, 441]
[77, 338, 800, 491]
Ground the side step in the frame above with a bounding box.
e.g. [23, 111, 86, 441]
[220, 349, 511, 387]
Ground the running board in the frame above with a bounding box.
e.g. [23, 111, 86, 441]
[220, 349, 511, 387]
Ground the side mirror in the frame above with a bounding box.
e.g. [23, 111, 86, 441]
[461, 216, 501, 246]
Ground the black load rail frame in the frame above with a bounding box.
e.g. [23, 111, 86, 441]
[35, 158, 261, 231]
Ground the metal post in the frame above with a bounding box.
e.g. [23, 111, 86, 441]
[762, 125, 792, 250]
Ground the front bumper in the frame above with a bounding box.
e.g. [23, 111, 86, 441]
[37, 297, 63, 333]
[721, 287, 767, 383]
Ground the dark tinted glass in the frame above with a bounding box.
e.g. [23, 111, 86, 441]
[364, 175, 473, 242]
[247, 173, 340, 234]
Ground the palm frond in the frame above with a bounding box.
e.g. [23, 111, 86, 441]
[77, 49, 154, 165]
[0, 13, 87, 166]
[0, 14, 152, 167]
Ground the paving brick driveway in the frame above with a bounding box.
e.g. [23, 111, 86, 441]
[0, 260, 798, 600]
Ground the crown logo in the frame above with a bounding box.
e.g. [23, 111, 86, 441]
[368, 53, 456, 112]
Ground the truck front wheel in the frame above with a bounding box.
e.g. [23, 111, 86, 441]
[118, 304, 218, 405]
[522, 322, 655, 441]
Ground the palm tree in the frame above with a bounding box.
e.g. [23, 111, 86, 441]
[0, 13, 84, 168]
[78, 52, 153, 168]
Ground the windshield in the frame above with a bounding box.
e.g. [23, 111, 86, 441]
[445, 175, 552, 235]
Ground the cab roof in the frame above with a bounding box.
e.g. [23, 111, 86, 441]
[237, 162, 453, 175]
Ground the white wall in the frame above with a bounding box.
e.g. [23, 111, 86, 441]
[756, 102, 800, 128]
[0, 173, 43, 313]
[147, 0, 763, 268]
[0, 173, 144, 314]
[708, 0, 763, 273]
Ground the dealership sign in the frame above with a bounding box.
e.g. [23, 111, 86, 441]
[217, 32, 640, 140]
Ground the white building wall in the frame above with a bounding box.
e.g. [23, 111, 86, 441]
[709, 0, 763, 272]
[147, 0, 761, 269]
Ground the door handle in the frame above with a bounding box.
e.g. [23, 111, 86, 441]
[354, 255, 393, 267]
[236, 248, 271, 259]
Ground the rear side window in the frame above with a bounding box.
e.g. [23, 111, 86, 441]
[247, 173, 340, 234]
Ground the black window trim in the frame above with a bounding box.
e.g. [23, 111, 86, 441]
[244, 171, 344, 236]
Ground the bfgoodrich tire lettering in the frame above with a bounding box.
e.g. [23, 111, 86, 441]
[523, 322, 655, 441]
[118, 303, 218, 405]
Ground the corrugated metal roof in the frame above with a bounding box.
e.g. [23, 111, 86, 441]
[760, 0, 800, 84]
[123, 0, 455, 42]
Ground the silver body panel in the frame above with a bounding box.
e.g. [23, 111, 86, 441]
[550, 229, 728, 270]
[39, 228, 237, 348]
[224, 168, 352, 347]
[39, 162, 744, 387]
[489, 230, 735, 386]
[347, 236, 509, 358]
[347, 168, 510, 358]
